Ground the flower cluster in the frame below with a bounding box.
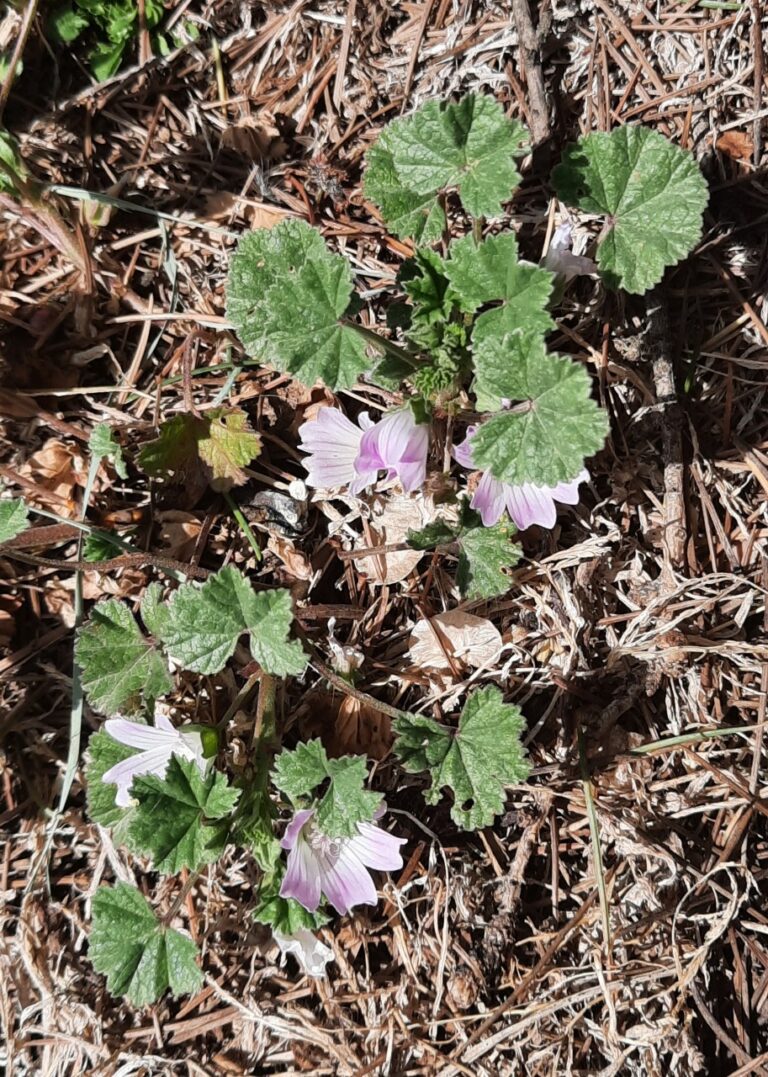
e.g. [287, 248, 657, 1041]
[300, 404, 589, 532]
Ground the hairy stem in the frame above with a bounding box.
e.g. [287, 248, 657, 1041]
[345, 320, 419, 369]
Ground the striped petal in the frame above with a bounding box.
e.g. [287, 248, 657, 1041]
[320, 846, 378, 915]
[280, 836, 323, 912]
[102, 745, 174, 806]
[350, 822, 406, 871]
[299, 408, 364, 490]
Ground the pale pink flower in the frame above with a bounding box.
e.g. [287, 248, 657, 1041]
[454, 426, 588, 531]
[273, 927, 334, 977]
[102, 715, 207, 807]
[543, 222, 596, 283]
[298, 406, 428, 496]
[279, 808, 406, 915]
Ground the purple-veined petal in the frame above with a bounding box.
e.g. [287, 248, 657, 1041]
[355, 424, 385, 473]
[397, 458, 427, 494]
[549, 468, 589, 504]
[298, 408, 364, 490]
[366, 409, 413, 468]
[319, 846, 378, 914]
[281, 808, 315, 851]
[273, 928, 333, 977]
[397, 426, 429, 491]
[452, 427, 478, 470]
[280, 836, 323, 912]
[356, 409, 428, 492]
[104, 718, 174, 751]
[177, 728, 207, 767]
[102, 745, 175, 806]
[350, 822, 406, 871]
[505, 483, 558, 530]
[349, 465, 379, 496]
[543, 224, 596, 282]
[471, 471, 507, 527]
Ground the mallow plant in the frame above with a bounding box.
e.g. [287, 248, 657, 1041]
[1, 94, 707, 1002]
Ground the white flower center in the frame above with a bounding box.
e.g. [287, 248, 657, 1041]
[305, 821, 342, 864]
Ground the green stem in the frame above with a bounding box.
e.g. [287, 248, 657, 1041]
[629, 724, 756, 756]
[253, 674, 278, 753]
[223, 490, 262, 561]
[345, 320, 419, 369]
[472, 216, 485, 245]
[578, 728, 612, 958]
[230, 674, 280, 870]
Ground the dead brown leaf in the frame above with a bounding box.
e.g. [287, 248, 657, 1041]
[19, 439, 87, 515]
[267, 534, 313, 580]
[716, 130, 753, 162]
[329, 695, 393, 761]
[410, 610, 502, 679]
[356, 491, 454, 586]
[157, 510, 202, 562]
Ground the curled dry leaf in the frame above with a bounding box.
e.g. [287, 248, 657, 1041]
[221, 114, 288, 161]
[20, 438, 88, 515]
[716, 131, 753, 163]
[203, 191, 288, 231]
[267, 534, 313, 580]
[409, 610, 502, 693]
[44, 569, 146, 626]
[157, 511, 202, 563]
[296, 689, 392, 761]
[331, 695, 393, 761]
[356, 491, 453, 586]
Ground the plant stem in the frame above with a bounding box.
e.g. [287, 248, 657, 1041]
[216, 672, 261, 731]
[223, 490, 262, 561]
[294, 624, 408, 723]
[345, 320, 419, 369]
[163, 870, 201, 926]
[252, 673, 278, 752]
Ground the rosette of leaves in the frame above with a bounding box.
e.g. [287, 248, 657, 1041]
[364, 94, 529, 240]
[380, 249, 471, 398]
[552, 125, 708, 293]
